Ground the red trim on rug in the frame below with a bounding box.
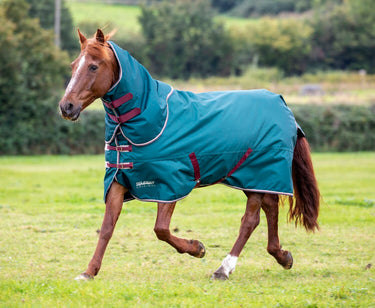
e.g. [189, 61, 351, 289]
[189, 153, 201, 181]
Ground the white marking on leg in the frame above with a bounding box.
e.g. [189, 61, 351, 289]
[66, 55, 86, 94]
[212, 254, 238, 280]
[221, 254, 238, 276]
[74, 273, 93, 281]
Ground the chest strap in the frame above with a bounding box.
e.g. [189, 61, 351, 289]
[104, 92, 141, 124]
[107, 107, 141, 124]
[106, 162, 133, 169]
[103, 93, 133, 109]
[105, 144, 132, 152]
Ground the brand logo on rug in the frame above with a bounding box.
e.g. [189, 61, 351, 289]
[136, 181, 156, 188]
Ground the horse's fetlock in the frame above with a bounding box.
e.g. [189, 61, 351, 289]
[267, 245, 281, 256]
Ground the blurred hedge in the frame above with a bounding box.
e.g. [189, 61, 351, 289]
[292, 104, 375, 152]
[66, 104, 375, 153]
[2, 104, 374, 155]
[52, 110, 106, 155]
[0, 110, 105, 155]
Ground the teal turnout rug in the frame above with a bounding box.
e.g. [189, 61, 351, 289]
[102, 42, 303, 203]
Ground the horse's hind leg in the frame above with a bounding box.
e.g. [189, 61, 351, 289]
[212, 192, 262, 280]
[262, 194, 293, 269]
[154, 202, 206, 258]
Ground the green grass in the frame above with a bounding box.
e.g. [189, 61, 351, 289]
[66, 2, 141, 34]
[0, 153, 374, 307]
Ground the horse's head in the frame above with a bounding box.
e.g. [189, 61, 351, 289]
[59, 29, 118, 121]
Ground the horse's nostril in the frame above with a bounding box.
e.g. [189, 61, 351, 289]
[60, 102, 74, 117]
[60, 101, 81, 121]
[60, 105, 66, 116]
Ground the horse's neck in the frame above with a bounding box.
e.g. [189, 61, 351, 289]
[105, 42, 151, 103]
[102, 42, 172, 145]
[109, 48, 120, 90]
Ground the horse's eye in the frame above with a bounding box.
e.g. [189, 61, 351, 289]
[89, 65, 98, 72]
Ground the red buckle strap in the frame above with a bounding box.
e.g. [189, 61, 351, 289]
[189, 148, 252, 185]
[103, 93, 133, 109]
[189, 153, 201, 182]
[105, 144, 132, 152]
[210, 148, 252, 184]
[227, 148, 253, 178]
[107, 107, 141, 124]
[105, 162, 133, 169]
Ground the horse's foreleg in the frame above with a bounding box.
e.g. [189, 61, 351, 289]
[75, 181, 127, 280]
[154, 202, 205, 258]
[212, 192, 263, 280]
[262, 194, 293, 269]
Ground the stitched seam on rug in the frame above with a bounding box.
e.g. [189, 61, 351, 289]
[121, 146, 293, 163]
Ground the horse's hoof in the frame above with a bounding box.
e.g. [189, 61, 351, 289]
[75, 273, 94, 281]
[211, 267, 229, 280]
[190, 240, 206, 258]
[196, 241, 206, 258]
[282, 251, 293, 270]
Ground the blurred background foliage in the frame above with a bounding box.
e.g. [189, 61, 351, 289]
[0, 0, 374, 154]
[0, 0, 70, 154]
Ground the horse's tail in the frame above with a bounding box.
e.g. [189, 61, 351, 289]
[289, 136, 320, 232]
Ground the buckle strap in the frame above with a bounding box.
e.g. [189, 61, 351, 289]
[189, 152, 201, 182]
[189, 148, 252, 186]
[107, 107, 141, 124]
[106, 162, 133, 169]
[214, 148, 253, 183]
[105, 144, 132, 152]
[103, 93, 133, 109]
[227, 148, 252, 178]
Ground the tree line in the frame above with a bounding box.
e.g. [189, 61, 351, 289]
[135, 0, 375, 77]
[0, 0, 374, 154]
[80, 0, 375, 77]
[12, 0, 375, 78]
[0, 0, 69, 154]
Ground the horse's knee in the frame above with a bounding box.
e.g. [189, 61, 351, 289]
[247, 215, 260, 229]
[154, 227, 170, 241]
[241, 214, 260, 237]
[99, 227, 113, 241]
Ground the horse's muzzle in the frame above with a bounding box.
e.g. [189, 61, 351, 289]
[59, 101, 81, 121]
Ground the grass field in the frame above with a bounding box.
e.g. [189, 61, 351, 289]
[66, 2, 142, 33]
[0, 153, 374, 307]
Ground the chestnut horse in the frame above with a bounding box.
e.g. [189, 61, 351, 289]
[59, 29, 320, 281]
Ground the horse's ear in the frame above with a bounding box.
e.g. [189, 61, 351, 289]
[95, 29, 105, 43]
[77, 29, 87, 44]
[105, 29, 117, 41]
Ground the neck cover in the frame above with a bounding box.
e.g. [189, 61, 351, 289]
[103, 42, 303, 203]
[102, 42, 171, 146]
